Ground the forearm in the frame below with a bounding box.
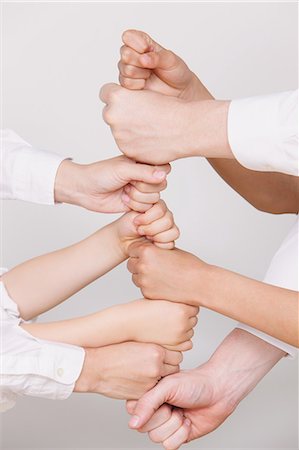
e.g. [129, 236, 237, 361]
[2, 221, 126, 320]
[21, 304, 130, 348]
[195, 265, 298, 347]
[204, 328, 286, 411]
[208, 158, 299, 214]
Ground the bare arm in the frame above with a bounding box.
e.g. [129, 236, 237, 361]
[128, 244, 299, 348]
[117, 30, 299, 214]
[208, 158, 299, 214]
[20, 299, 197, 352]
[2, 221, 126, 321]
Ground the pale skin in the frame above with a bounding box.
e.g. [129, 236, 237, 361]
[2, 201, 197, 352]
[126, 329, 286, 448]
[112, 29, 297, 446]
[54, 154, 171, 213]
[128, 242, 298, 347]
[116, 29, 299, 347]
[3, 151, 192, 401]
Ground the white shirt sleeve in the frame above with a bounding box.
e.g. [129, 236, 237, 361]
[236, 217, 298, 359]
[228, 90, 298, 176]
[0, 129, 67, 204]
[0, 275, 85, 412]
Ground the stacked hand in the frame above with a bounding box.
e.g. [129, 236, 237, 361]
[55, 155, 170, 213]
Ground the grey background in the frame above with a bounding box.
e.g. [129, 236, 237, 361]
[1, 1, 298, 449]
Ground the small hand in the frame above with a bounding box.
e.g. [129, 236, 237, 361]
[127, 242, 206, 305]
[117, 200, 180, 252]
[124, 299, 199, 352]
[74, 342, 182, 400]
[54, 155, 170, 213]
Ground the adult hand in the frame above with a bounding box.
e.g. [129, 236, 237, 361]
[126, 329, 285, 449]
[54, 155, 170, 213]
[119, 29, 212, 101]
[74, 342, 182, 400]
[100, 83, 231, 165]
[127, 241, 207, 305]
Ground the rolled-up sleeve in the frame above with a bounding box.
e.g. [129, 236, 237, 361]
[0, 278, 85, 412]
[0, 129, 67, 204]
[228, 90, 298, 176]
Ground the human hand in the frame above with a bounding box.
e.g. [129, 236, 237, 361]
[123, 299, 199, 352]
[127, 242, 207, 305]
[74, 342, 183, 400]
[99, 83, 199, 164]
[117, 200, 180, 252]
[126, 329, 285, 448]
[119, 29, 212, 101]
[54, 155, 170, 213]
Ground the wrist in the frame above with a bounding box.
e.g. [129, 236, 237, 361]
[74, 348, 102, 393]
[54, 159, 85, 205]
[185, 100, 233, 159]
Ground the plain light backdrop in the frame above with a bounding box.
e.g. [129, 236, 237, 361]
[1, 2, 298, 449]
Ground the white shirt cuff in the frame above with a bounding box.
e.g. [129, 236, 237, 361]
[235, 323, 297, 359]
[1, 129, 68, 204]
[228, 90, 298, 176]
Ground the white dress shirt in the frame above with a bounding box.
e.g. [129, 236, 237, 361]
[1, 129, 85, 412]
[228, 90, 298, 357]
[228, 90, 298, 176]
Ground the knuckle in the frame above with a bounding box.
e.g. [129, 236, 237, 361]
[102, 106, 114, 124]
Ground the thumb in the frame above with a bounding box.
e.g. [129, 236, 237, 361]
[128, 380, 171, 429]
[126, 162, 171, 184]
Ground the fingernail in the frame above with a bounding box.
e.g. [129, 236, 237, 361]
[138, 227, 145, 235]
[122, 194, 130, 203]
[129, 415, 140, 428]
[153, 170, 166, 180]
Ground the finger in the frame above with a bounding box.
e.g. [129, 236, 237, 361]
[149, 409, 184, 443]
[138, 404, 172, 433]
[163, 340, 193, 352]
[124, 185, 160, 205]
[122, 194, 153, 213]
[185, 329, 194, 341]
[121, 161, 170, 185]
[122, 29, 160, 54]
[154, 241, 175, 250]
[119, 74, 146, 90]
[134, 200, 168, 226]
[187, 305, 200, 317]
[120, 44, 143, 65]
[137, 213, 173, 236]
[99, 83, 121, 104]
[189, 316, 198, 328]
[126, 400, 138, 415]
[161, 364, 180, 377]
[132, 274, 141, 288]
[122, 30, 178, 71]
[127, 257, 139, 274]
[118, 61, 151, 79]
[164, 351, 183, 366]
[162, 418, 191, 450]
[151, 226, 180, 243]
[130, 179, 167, 193]
[128, 378, 175, 429]
[128, 240, 153, 258]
